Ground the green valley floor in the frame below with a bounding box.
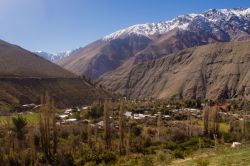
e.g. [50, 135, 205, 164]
[170, 145, 250, 166]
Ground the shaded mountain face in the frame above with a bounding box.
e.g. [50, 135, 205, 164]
[0, 40, 106, 108]
[0, 78, 107, 109]
[98, 41, 250, 100]
[57, 8, 250, 80]
[0, 40, 75, 78]
[58, 36, 151, 79]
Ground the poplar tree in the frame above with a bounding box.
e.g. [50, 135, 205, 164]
[104, 99, 111, 150]
[157, 112, 162, 141]
[119, 100, 125, 155]
[203, 106, 220, 137]
[39, 92, 57, 163]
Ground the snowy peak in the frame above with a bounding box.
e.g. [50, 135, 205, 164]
[103, 7, 250, 41]
[34, 50, 72, 62]
[34, 51, 55, 61]
[203, 8, 250, 22]
[103, 16, 192, 41]
[206, 8, 250, 17]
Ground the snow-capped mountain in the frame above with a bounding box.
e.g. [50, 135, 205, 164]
[58, 7, 250, 81]
[103, 8, 250, 41]
[34, 50, 72, 62]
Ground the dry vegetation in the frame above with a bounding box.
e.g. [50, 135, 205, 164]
[0, 96, 249, 165]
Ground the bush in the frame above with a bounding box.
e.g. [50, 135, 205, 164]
[194, 157, 210, 166]
[57, 153, 75, 166]
[164, 137, 213, 155]
[81, 131, 88, 143]
[184, 100, 202, 109]
[143, 137, 152, 148]
[100, 152, 116, 164]
[59, 129, 70, 139]
[164, 141, 178, 150]
[138, 156, 153, 166]
[180, 137, 200, 152]
[12, 115, 27, 139]
[172, 150, 185, 159]
[170, 127, 187, 141]
[87, 105, 103, 119]
[131, 126, 142, 137]
[73, 112, 81, 120]
[147, 128, 156, 137]
[222, 132, 237, 143]
[81, 151, 116, 164]
[180, 137, 213, 152]
[156, 151, 172, 164]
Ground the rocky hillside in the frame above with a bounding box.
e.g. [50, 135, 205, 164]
[98, 41, 250, 100]
[58, 8, 250, 80]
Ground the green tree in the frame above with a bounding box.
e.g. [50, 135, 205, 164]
[12, 115, 27, 140]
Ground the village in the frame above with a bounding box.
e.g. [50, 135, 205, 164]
[6, 99, 249, 130]
[0, 98, 250, 165]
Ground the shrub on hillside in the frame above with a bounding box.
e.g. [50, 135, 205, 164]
[172, 150, 185, 159]
[87, 105, 103, 119]
[164, 141, 178, 150]
[131, 126, 142, 137]
[194, 157, 210, 166]
[222, 132, 237, 143]
[81, 130, 88, 143]
[81, 151, 116, 165]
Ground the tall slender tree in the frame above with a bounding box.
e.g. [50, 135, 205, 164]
[203, 106, 220, 137]
[241, 101, 250, 140]
[125, 124, 131, 158]
[119, 100, 125, 155]
[39, 92, 57, 163]
[104, 99, 111, 150]
[186, 111, 193, 137]
[87, 122, 93, 149]
[157, 112, 162, 141]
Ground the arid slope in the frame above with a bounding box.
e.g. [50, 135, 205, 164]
[98, 41, 250, 100]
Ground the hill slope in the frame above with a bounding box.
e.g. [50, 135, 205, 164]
[0, 78, 107, 109]
[0, 40, 75, 78]
[98, 41, 250, 100]
[58, 36, 151, 79]
[0, 40, 106, 109]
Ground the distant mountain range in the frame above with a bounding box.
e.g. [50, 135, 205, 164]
[103, 8, 250, 41]
[33, 50, 72, 62]
[56, 7, 250, 100]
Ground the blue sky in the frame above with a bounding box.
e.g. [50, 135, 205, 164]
[0, 0, 249, 53]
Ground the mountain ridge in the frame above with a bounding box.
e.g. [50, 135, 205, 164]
[103, 7, 250, 41]
[57, 7, 250, 80]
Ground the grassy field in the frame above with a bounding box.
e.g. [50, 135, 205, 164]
[0, 113, 39, 126]
[170, 145, 250, 166]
